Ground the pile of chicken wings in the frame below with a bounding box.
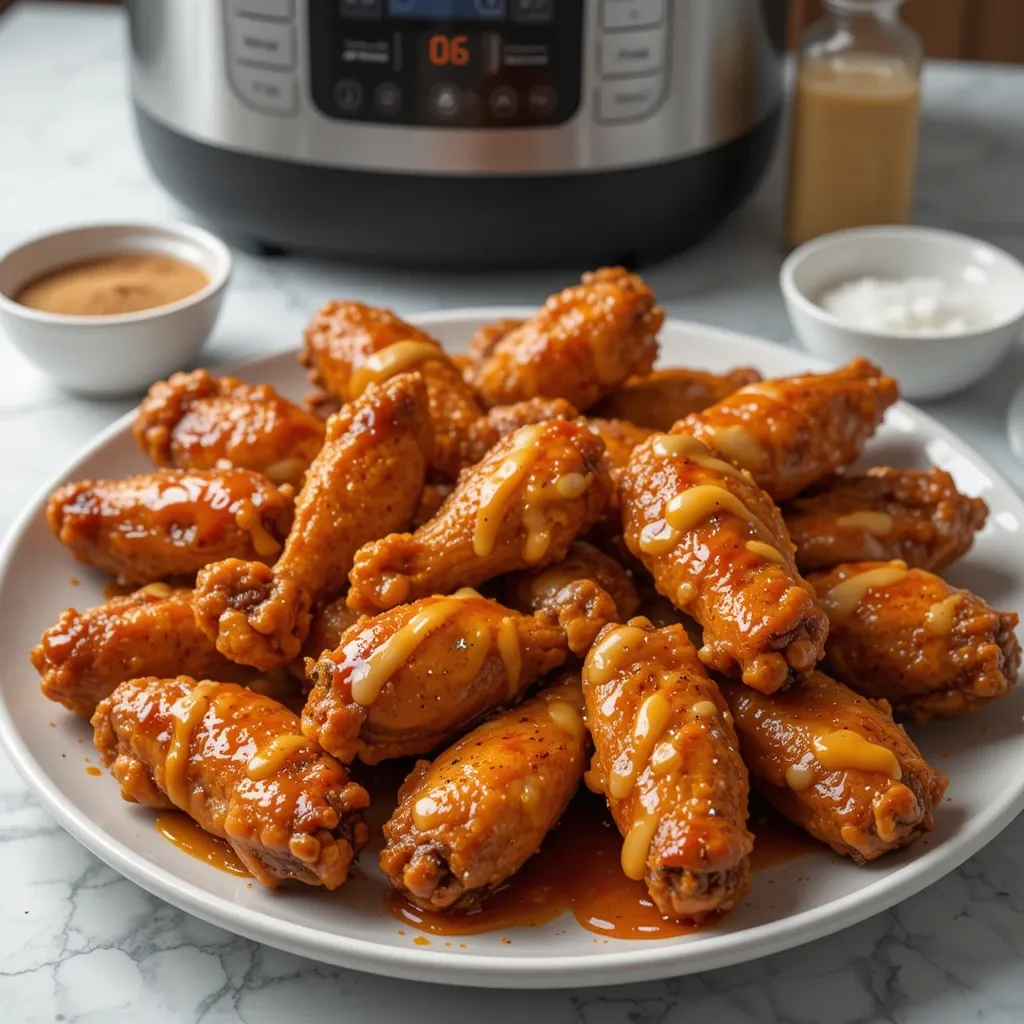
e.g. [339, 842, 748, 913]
[32, 267, 1019, 926]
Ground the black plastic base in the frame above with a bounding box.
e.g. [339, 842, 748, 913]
[134, 106, 781, 269]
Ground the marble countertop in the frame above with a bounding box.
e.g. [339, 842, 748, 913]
[3, 3, 1024, 1021]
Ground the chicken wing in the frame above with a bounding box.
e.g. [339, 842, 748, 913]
[47, 469, 294, 586]
[346, 419, 613, 615]
[466, 318, 523, 368]
[92, 676, 370, 888]
[586, 418, 654, 474]
[133, 369, 326, 487]
[621, 432, 828, 693]
[809, 561, 1021, 721]
[31, 583, 253, 717]
[193, 372, 432, 671]
[303, 591, 569, 764]
[721, 671, 948, 862]
[503, 540, 640, 654]
[465, 268, 663, 410]
[591, 367, 763, 431]
[785, 467, 989, 573]
[582, 620, 753, 921]
[677, 359, 899, 502]
[485, 397, 578, 437]
[300, 300, 494, 479]
[379, 675, 587, 911]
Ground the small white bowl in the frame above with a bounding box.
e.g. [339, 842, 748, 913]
[0, 222, 231, 397]
[780, 226, 1024, 401]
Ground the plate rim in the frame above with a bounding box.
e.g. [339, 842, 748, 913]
[2, 309, 1023, 989]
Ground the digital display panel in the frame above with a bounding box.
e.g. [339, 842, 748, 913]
[387, 0, 507, 20]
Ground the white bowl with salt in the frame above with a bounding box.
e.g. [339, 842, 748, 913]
[780, 225, 1024, 401]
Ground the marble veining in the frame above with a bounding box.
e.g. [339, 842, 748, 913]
[3, 3, 1024, 1022]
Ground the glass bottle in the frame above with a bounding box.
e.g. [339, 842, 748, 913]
[785, 0, 923, 248]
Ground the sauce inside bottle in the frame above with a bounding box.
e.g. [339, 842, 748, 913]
[786, 0, 923, 248]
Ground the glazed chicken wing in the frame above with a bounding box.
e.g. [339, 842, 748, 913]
[92, 676, 370, 888]
[31, 583, 253, 718]
[722, 671, 948, 862]
[303, 592, 569, 764]
[586, 417, 654, 474]
[47, 469, 294, 586]
[677, 359, 899, 502]
[621, 432, 828, 693]
[380, 675, 587, 911]
[503, 540, 640, 654]
[193, 372, 432, 671]
[465, 268, 663, 410]
[591, 366, 763, 431]
[300, 301, 494, 479]
[785, 467, 989, 573]
[133, 369, 325, 487]
[485, 397, 578, 437]
[346, 419, 613, 615]
[809, 561, 1021, 721]
[582, 620, 753, 921]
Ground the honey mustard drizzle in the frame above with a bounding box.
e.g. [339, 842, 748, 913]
[820, 561, 909, 624]
[474, 424, 593, 563]
[246, 734, 310, 781]
[640, 435, 777, 559]
[925, 593, 962, 635]
[698, 424, 769, 471]
[835, 510, 894, 536]
[348, 340, 447, 399]
[165, 680, 223, 811]
[811, 730, 902, 780]
[474, 424, 547, 559]
[347, 592, 509, 707]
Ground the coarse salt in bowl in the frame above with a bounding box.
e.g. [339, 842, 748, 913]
[781, 226, 1024, 401]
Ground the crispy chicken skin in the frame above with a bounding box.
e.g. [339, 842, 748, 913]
[809, 561, 1021, 722]
[346, 419, 614, 615]
[133, 369, 326, 487]
[586, 417, 655, 473]
[31, 584, 252, 718]
[621, 433, 828, 693]
[193, 373, 432, 671]
[722, 671, 948, 862]
[303, 593, 569, 764]
[92, 676, 370, 888]
[379, 676, 588, 911]
[47, 469, 294, 586]
[300, 595, 361, 666]
[677, 359, 900, 502]
[583, 620, 753, 921]
[465, 268, 663, 410]
[485, 397, 578, 437]
[466, 318, 523, 369]
[503, 540, 640, 655]
[785, 467, 990, 573]
[300, 300, 495, 479]
[592, 367, 763, 431]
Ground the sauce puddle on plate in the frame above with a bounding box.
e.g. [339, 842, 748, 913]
[386, 792, 820, 940]
[155, 812, 248, 878]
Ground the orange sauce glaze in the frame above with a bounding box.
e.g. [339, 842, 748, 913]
[84, 765, 102, 777]
[155, 812, 249, 877]
[386, 791, 821, 940]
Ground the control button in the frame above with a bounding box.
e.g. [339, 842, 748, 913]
[600, 27, 666, 77]
[374, 81, 403, 115]
[597, 74, 665, 122]
[229, 0, 294, 19]
[230, 65, 298, 115]
[430, 84, 462, 120]
[339, 0, 384, 18]
[335, 78, 365, 114]
[489, 86, 519, 119]
[227, 15, 296, 70]
[341, 37, 391, 66]
[528, 84, 557, 117]
[601, 0, 665, 30]
[503, 42, 550, 68]
[511, 0, 554, 23]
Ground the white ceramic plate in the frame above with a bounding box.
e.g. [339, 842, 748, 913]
[2, 311, 1023, 989]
